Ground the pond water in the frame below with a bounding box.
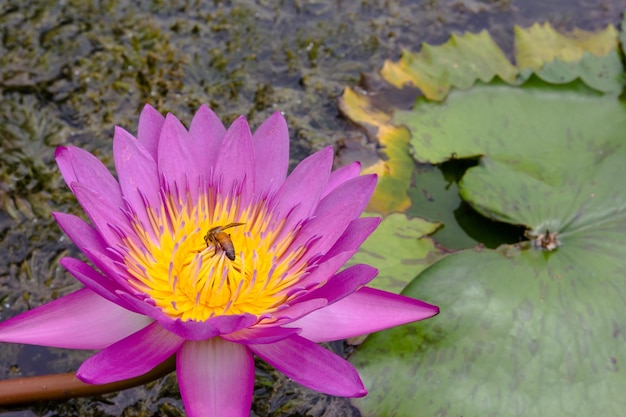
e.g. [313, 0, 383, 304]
[1, 0, 625, 415]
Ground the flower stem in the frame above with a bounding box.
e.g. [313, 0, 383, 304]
[0, 356, 175, 407]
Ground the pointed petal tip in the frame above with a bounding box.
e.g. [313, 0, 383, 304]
[113, 125, 139, 143]
[193, 104, 219, 121]
[139, 103, 163, 121]
[54, 145, 68, 159]
[141, 102, 158, 112]
[163, 112, 186, 129]
[265, 110, 287, 125]
[353, 387, 368, 398]
[229, 114, 252, 130]
[253, 111, 288, 139]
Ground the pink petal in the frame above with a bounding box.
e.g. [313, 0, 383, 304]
[53, 213, 133, 290]
[213, 116, 255, 206]
[297, 264, 378, 306]
[189, 104, 226, 169]
[81, 246, 137, 292]
[136, 103, 165, 159]
[295, 217, 380, 289]
[164, 314, 258, 341]
[53, 212, 109, 258]
[114, 292, 213, 336]
[223, 326, 301, 344]
[113, 126, 160, 228]
[59, 258, 143, 315]
[320, 217, 380, 262]
[53, 214, 139, 295]
[77, 322, 183, 384]
[207, 313, 259, 334]
[315, 174, 376, 223]
[177, 338, 254, 417]
[250, 335, 366, 397]
[116, 293, 258, 340]
[290, 287, 439, 343]
[252, 111, 289, 196]
[265, 298, 327, 325]
[0, 288, 151, 349]
[157, 114, 204, 202]
[55, 146, 123, 207]
[268, 147, 333, 240]
[70, 182, 131, 246]
[286, 175, 377, 267]
[322, 161, 361, 198]
[59, 258, 136, 311]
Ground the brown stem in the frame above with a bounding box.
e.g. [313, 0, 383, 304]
[0, 355, 176, 407]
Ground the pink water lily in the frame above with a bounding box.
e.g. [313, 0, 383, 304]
[0, 105, 438, 416]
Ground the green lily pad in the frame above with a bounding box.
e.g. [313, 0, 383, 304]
[352, 244, 626, 417]
[352, 78, 626, 415]
[398, 81, 626, 228]
[405, 164, 478, 249]
[346, 213, 445, 294]
[406, 163, 526, 250]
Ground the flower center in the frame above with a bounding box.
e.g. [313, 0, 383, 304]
[121, 189, 306, 322]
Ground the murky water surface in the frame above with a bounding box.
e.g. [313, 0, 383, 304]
[1, 0, 625, 415]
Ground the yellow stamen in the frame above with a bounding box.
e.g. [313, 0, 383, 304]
[121, 190, 307, 322]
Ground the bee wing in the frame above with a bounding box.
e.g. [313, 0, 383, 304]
[222, 222, 245, 231]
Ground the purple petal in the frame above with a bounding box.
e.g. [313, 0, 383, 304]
[189, 104, 227, 170]
[213, 116, 255, 206]
[178, 338, 254, 417]
[320, 217, 380, 262]
[70, 182, 132, 246]
[268, 147, 333, 239]
[116, 293, 258, 340]
[315, 174, 376, 223]
[322, 161, 361, 198]
[53, 212, 109, 257]
[53, 213, 129, 289]
[295, 217, 380, 289]
[222, 326, 301, 344]
[290, 287, 439, 343]
[161, 314, 258, 341]
[115, 292, 213, 337]
[157, 114, 204, 202]
[77, 322, 183, 384]
[207, 313, 259, 334]
[252, 111, 289, 196]
[285, 175, 377, 266]
[137, 103, 165, 159]
[113, 126, 160, 227]
[297, 264, 378, 305]
[250, 335, 366, 397]
[0, 288, 151, 349]
[59, 258, 137, 311]
[55, 146, 123, 208]
[265, 298, 327, 325]
[81, 247, 137, 293]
